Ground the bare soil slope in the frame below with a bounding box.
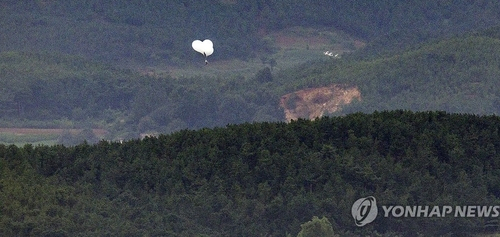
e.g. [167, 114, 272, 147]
[280, 84, 361, 121]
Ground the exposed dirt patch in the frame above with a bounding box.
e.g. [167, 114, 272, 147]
[280, 84, 361, 121]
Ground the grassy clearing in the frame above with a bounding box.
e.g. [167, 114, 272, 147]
[0, 132, 59, 146]
[0, 128, 108, 146]
[152, 27, 360, 79]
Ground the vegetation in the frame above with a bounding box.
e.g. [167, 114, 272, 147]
[0, 132, 58, 146]
[0, 51, 283, 143]
[275, 31, 500, 115]
[2, 1, 500, 65]
[1, 1, 500, 143]
[4, 28, 500, 143]
[2, 1, 500, 236]
[296, 216, 336, 237]
[1, 111, 500, 236]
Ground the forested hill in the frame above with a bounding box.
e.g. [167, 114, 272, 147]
[2, 110, 500, 236]
[0, 51, 283, 143]
[4, 28, 500, 143]
[276, 32, 500, 115]
[3, 1, 500, 145]
[2, 1, 500, 65]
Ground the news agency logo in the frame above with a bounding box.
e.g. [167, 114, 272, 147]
[352, 196, 500, 227]
[351, 196, 378, 226]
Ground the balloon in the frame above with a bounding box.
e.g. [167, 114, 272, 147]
[204, 46, 214, 57]
[192, 39, 213, 57]
[192, 40, 204, 55]
[203, 39, 213, 56]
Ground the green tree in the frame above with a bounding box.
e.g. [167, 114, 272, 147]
[296, 216, 336, 237]
[255, 67, 273, 83]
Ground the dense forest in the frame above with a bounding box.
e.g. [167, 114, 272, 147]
[2, 111, 500, 236]
[3, 2, 500, 236]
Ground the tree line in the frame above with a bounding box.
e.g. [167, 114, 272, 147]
[1, 110, 500, 236]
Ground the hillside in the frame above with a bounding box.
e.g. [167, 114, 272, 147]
[2, 111, 500, 236]
[4, 30, 500, 144]
[280, 84, 361, 121]
[275, 33, 500, 118]
[2, 1, 500, 68]
[0, 51, 286, 144]
[2, 2, 500, 145]
[3, 3, 500, 237]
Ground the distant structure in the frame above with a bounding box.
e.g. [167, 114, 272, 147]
[323, 51, 341, 58]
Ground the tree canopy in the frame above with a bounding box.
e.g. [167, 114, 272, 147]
[2, 111, 500, 236]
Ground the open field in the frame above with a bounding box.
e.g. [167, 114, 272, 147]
[0, 128, 108, 136]
[144, 27, 363, 79]
[0, 128, 108, 146]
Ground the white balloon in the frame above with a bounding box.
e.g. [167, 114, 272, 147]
[203, 39, 213, 56]
[192, 40, 205, 54]
[192, 39, 214, 57]
[203, 39, 213, 49]
[204, 46, 214, 56]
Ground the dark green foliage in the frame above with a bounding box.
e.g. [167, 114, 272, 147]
[3, 2, 500, 142]
[0, 51, 282, 140]
[297, 216, 336, 237]
[5, 28, 500, 142]
[255, 67, 273, 83]
[276, 33, 500, 116]
[2, 111, 500, 235]
[2, 1, 500, 65]
[3, 2, 500, 235]
[0, 51, 137, 120]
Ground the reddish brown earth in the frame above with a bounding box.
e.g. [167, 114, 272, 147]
[280, 84, 361, 121]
